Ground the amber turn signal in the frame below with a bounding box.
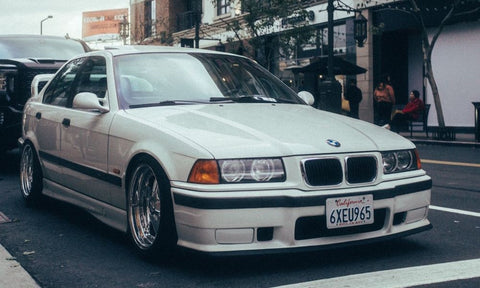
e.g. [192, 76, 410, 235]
[414, 149, 422, 170]
[188, 160, 220, 184]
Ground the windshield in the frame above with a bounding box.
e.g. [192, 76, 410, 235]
[0, 37, 86, 59]
[113, 52, 303, 109]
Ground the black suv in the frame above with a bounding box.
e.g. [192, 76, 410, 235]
[0, 35, 90, 153]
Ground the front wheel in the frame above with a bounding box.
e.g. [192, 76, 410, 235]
[127, 157, 177, 258]
[19, 143, 43, 206]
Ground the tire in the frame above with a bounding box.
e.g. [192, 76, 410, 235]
[127, 156, 177, 258]
[19, 143, 43, 206]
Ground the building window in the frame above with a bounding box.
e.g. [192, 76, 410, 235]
[144, 0, 152, 38]
[151, 0, 156, 37]
[217, 0, 230, 16]
[296, 24, 347, 59]
[143, 0, 157, 38]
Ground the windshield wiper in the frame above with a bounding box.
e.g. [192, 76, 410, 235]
[129, 100, 207, 108]
[128, 96, 294, 108]
[209, 97, 235, 103]
[275, 98, 301, 104]
[229, 95, 278, 103]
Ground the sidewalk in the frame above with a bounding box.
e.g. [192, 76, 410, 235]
[0, 244, 39, 288]
[0, 132, 477, 288]
[400, 131, 480, 148]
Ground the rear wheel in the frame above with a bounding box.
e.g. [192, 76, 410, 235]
[19, 143, 43, 206]
[127, 156, 177, 258]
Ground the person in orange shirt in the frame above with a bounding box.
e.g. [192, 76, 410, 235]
[385, 90, 425, 132]
[374, 80, 395, 126]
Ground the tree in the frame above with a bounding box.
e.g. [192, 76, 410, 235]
[362, 0, 480, 128]
[408, 0, 447, 127]
[211, 0, 315, 70]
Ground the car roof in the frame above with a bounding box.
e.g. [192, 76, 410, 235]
[97, 45, 241, 58]
[0, 34, 91, 56]
[0, 34, 73, 40]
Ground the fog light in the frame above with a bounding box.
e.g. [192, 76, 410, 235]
[215, 228, 254, 244]
[405, 207, 428, 224]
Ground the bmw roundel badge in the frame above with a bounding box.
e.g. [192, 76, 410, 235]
[326, 139, 341, 148]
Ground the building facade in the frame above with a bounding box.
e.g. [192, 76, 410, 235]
[129, 0, 480, 131]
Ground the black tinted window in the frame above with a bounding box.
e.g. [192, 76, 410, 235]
[74, 57, 107, 99]
[43, 58, 85, 107]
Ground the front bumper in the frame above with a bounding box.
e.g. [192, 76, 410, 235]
[171, 175, 432, 255]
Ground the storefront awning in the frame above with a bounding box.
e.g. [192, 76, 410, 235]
[297, 56, 367, 75]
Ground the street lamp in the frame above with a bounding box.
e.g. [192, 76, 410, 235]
[40, 15, 53, 35]
[316, 0, 343, 113]
[354, 13, 368, 47]
[319, 1, 367, 113]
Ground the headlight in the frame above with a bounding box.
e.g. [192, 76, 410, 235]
[220, 160, 246, 182]
[381, 149, 419, 174]
[219, 158, 285, 183]
[188, 158, 285, 184]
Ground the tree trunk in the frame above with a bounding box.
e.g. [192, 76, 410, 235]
[411, 0, 453, 128]
[424, 58, 445, 127]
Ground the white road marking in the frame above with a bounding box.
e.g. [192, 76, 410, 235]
[429, 205, 480, 218]
[273, 206, 480, 288]
[272, 259, 480, 288]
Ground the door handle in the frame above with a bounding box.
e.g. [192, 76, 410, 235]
[62, 118, 70, 127]
[35, 112, 41, 119]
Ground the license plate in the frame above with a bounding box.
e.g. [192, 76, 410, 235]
[326, 195, 374, 229]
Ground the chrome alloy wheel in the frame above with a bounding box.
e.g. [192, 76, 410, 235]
[20, 144, 35, 198]
[128, 163, 162, 250]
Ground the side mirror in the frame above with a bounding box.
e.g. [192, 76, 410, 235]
[31, 74, 54, 98]
[298, 91, 315, 106]
[73, 92, 109, 113]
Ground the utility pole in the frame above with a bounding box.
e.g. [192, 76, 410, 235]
[194, 0, 201, 48]
[327, 0, 334, 81]
[119, 15, 130, 45]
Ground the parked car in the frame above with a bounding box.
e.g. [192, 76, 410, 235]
[0, 34, 90, 153]
[20, 46, 432, 258]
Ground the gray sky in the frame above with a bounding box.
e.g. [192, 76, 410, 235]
[0, 0, 130, 39]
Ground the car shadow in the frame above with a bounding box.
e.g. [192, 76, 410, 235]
[0, 148, 20, 176]
[170, 237, 430, 274]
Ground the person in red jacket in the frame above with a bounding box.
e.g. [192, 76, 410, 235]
[385, 90, 425, 132]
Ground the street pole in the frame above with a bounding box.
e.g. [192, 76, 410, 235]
[40, 15, 53, 35]
[195, 12, 200, 48]
[194, 0, 201, 48]
[327, 0, 334, 81]
[316, 0, 341, 114]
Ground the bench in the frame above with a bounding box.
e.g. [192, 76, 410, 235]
[393, 104, 431, 137]
[408, 104, 430, 137]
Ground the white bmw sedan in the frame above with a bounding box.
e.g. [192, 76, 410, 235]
[19, 46, 432, 257]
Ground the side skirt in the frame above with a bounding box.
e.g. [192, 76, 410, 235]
[42, 178, 128, 233]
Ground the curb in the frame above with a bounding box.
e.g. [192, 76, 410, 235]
[409, 139, 480, 148]
[0, 245, 40, 288]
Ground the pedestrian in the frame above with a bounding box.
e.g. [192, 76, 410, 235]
[374, 80, 395, 126]
[344, 79, 362, 119]
[385, 90, 425, 132]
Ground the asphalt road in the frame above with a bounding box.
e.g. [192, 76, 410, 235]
[0, 144, 479, 288]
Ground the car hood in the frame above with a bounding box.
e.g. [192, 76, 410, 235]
[125, 104, 414, 158]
